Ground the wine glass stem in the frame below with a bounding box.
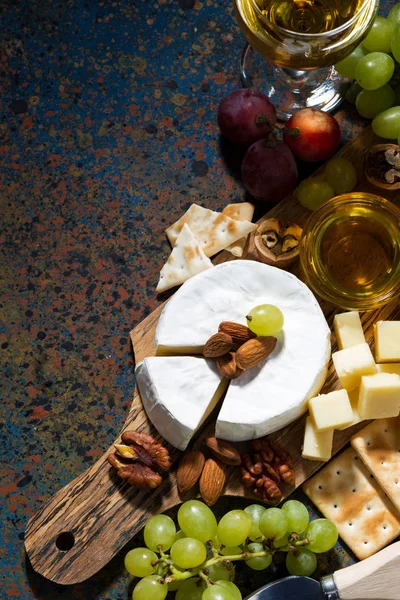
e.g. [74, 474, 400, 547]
[282, 68, 309, 80]
[240, 43, 345, 120]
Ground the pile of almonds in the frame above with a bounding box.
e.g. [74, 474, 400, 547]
[177, 437, 241, 506]
[203, 321, 277, 379]
[177, 435, 295, 506]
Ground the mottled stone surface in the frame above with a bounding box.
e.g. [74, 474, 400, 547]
[0, 0, 392, 598]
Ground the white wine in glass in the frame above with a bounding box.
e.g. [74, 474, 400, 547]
[234, 0, 379, 119]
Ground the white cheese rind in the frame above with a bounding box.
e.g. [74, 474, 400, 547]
[156, 261, 331, 442]
[135, 356, 227, 451]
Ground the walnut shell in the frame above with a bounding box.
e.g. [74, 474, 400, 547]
[252, 218, 302, 268]
[365, 144, 400, 191]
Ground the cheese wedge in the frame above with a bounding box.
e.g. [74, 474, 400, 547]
[136, 356, 229, 451]
[166, 204, 256, 257]
[155, 261, 331, 442]
[222, 202, 255, 257]
[156, 224, 213, 293]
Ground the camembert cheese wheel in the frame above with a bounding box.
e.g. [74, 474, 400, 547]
[138, 261, 331, 447]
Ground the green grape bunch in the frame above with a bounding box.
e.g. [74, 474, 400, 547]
[125, 499, 339, 600]
[335, 4, 400, 144]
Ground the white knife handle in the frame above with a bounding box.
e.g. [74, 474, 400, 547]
[333, 542, 400, 600]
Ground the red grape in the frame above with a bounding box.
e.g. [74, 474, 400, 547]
[218, 90, 277, 145]
[283, 108, 341, 162]
[241, 138, 298, 203]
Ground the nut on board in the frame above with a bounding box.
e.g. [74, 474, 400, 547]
[253, 218, 303, 268]
[365, 144, 400, 191]
[176, 450, 206, 494]
[108, 430, 171, 489]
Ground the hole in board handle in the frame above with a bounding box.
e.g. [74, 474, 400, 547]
[56, 531, 75, 552]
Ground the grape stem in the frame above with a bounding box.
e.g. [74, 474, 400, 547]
[283, 127, 301, 139]
[295, 538, 309, 547]
[162, 538, 310, 585]
[199, 570, 213, 587]
[255, 113, 274, 128]
[280, 539, 310, 553]
[159, 550, 173, 566]
[164, 550, 274, 584]
[206, 540, 221, 559]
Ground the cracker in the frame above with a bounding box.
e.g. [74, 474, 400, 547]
[166, 204, 256, 257]
[222, 202, 255, 258]
[303, 447, 400, 559]
[351, 416, 400, 512]
[156, 224, 213, 293]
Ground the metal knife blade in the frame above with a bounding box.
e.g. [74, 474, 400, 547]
[244, 575, 325, 600]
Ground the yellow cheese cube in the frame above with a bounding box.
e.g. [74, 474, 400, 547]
[374, 321, 400, 363]
[309, 389, 354, 432]
[302, 415, 334, 461]
[334, 311, 365, 350]
[358, 372, 400, 419]
[377, 363, 400, 376]
[332, 342, 377, 391]
[337, 388, 362, 430]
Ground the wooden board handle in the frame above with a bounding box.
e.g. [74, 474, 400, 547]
[333, 542, 400, 600]
[24, 403, 181, 585]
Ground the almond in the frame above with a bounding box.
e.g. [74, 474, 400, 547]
[236, 337, 277, 370]
[216, 352, 243, 379]
[203, 332, 233, 358]
[218, 321, 256, 346]
[205, 437, 241, 466]
[199, 458, 226, 506]
[176, 450, 205, 494]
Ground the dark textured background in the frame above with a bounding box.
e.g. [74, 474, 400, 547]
[0, 0, 393, 598]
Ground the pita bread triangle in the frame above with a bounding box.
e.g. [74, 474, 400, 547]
[166, 203, 257, 257]
[156, 223, 213, 293]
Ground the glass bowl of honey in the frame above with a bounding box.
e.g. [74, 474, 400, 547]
[300, 193, 400, 310]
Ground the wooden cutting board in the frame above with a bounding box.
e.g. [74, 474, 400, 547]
[25, 128, 400, 585]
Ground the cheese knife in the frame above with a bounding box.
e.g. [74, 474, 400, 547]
[245, 541, 400, 600]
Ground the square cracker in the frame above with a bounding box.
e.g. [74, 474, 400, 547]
[351, 416, 400, 512]
[303, 447, 400, 559]
[222, 202, 255, 258]
[166, 204, 256, 257]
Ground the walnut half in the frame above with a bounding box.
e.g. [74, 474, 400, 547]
[108, 430, 171, 489]
[365, 144, 400, 191]
[253, 218, 302, 269]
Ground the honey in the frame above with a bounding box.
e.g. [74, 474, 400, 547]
[300, 193, 400, 310]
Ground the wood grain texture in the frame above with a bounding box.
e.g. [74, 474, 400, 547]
[25, 128, 400, 584]
[334, 541, 400, 600]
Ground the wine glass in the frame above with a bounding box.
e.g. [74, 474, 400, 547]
[234, 0, 380, 120]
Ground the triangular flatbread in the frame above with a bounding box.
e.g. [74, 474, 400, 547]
[156, 224, 213, 293]
[166, 203, 257, 257]
[222, 202, 255, 257]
